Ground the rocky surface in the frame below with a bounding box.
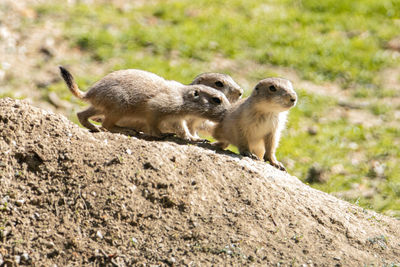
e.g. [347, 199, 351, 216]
[0, 98, 399, 266]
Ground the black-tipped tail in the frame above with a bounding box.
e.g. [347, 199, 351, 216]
[59, 66, 85, 99]
[59, 66, 74, 88]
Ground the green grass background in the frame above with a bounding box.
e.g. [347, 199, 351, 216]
[34, 0, 400, 217]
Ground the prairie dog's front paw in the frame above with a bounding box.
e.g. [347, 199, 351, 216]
[267, 159, 286, 172]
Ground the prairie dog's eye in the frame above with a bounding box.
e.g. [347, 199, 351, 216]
[215, 81, 224, 88]
[193, 90, 200, 97]
[269, 85, 277, 92]
[212, 97, 222, 104]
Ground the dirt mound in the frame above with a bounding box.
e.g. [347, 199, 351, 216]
[0, 98, 399, 266]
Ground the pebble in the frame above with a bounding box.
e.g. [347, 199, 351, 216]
[1, 196, 9, 204]
[21, 252, 29, 261]
[16, 199, 25, 206]
[129, 185, 137, 192]
[45, 241, 55, 249]
[307, 126, 318, 135]
[96, 230, 103, 239]
[349, 142, 358, 150]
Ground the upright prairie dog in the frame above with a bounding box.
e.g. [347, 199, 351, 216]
[213, 78, 297, 171]
[59, 67, 230, 138]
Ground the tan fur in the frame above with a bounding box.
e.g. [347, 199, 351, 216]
[187, 72, 243, 139]
[213, 77, 297, 171]
[59, 67, 230, 138]
[114, 72, 243, 141]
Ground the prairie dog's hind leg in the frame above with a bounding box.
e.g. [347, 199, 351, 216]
[77, 106, 102, 132]
[248, 139, 265, 161]
[101, 113, 121, 132]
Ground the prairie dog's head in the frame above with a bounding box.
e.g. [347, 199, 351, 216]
[191, 73, 243, 103]
[251, 78, 297, 112]
[183, 84, 230, 122]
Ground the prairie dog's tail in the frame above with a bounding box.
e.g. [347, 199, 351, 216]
[59, 66, 86, 99]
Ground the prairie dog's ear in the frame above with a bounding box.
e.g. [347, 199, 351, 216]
[193, 76, 204, 84]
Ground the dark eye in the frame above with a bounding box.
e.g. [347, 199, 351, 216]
[269, 85, 277, 92]
[193, 90, 199, 97]
[212, 97, 222, 104]
[215, 81, 224, 88]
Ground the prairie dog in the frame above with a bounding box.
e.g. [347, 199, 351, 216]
[213, 78, 297, 171]
[59, 67, 230, 138]
[188, 72, 243, 139]
[190, 73, 243, 103]
[111, 72, 243, 140]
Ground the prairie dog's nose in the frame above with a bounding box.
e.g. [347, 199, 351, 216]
[288, 92, 297, 105]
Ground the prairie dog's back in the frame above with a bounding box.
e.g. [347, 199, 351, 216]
[85, 69, 185, 110]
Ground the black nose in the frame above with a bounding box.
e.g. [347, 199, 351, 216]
[290, 98, 296, 102]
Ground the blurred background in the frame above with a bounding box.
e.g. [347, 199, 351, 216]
[1, 0, 399, 218]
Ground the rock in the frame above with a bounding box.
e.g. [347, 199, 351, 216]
[386, 37, 400, 51]
[306, 163, 328, 183]
[307, 126, 318, 135]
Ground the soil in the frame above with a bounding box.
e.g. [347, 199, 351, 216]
[1, 97, 400, 266]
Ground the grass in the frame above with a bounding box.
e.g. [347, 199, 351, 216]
[280, 90, 400, 215]
[37, 0, 400, 87]
[33, 0, 400, 217]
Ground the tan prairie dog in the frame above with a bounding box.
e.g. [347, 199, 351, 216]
[105, 72, 243, 140]
[190, 72, 243, 103]
[187, 73, 243, 139]
[170, 72, 243, 140]
[59, 67, 230, 138]
[213, 78, 297, 171]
